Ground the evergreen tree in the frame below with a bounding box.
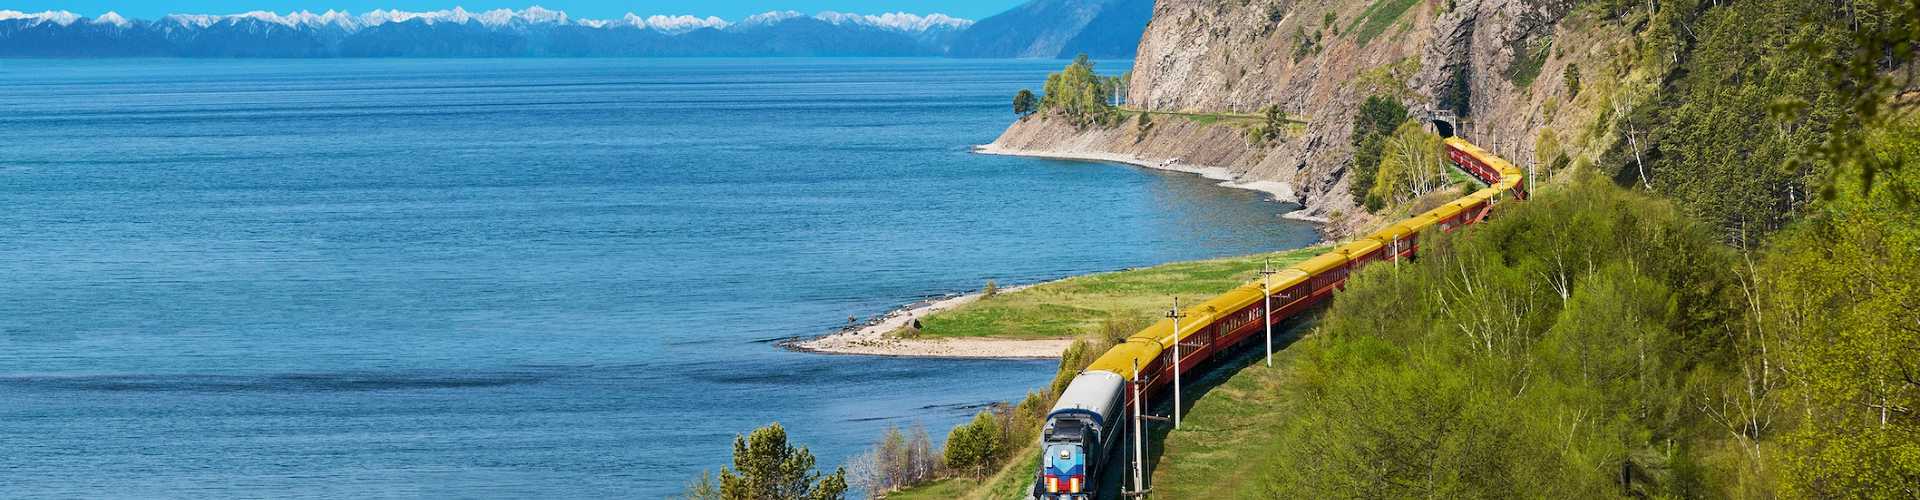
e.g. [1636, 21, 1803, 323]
[1349, 95, 1408, 212]
[717, 423, 847, 500]
[1013, 89, 1038, 118]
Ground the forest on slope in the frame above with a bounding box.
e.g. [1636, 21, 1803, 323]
[1149, 0, 1920, 496]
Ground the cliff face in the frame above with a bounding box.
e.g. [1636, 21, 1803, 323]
[992, 0, 1629, 236]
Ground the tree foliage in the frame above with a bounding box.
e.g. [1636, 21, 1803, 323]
[1243, 104, 1291, 146]
[717, 423, 847, 500]
[1349, 95, 1409, 212]
[943, 410, 1004, 478]
[1439, 66, 1472, 117]
[1040, 54, 1119, 128]
[1262, 175, 1740, 496]
[849, 424, 938, 495]
[1366, 120, 1445, 207]
[1765, 118, 1920, 497]
[1012, 89, 1038, 118]
[1642, 0, 1854, 247]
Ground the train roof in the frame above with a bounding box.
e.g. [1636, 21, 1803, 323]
[1048, 370, 1126, 426]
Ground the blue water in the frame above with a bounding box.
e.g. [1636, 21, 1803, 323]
[0, 58, 1318, 498]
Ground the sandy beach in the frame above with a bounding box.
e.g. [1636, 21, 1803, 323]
[784, 283, 1075, 358]
[972, 144, 1329, 223]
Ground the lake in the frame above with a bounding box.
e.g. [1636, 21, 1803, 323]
[0, 58, 1319, 497]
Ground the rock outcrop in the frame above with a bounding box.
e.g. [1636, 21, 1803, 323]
[989, 0, 1621, 236]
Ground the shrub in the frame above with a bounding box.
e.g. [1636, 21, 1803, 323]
[850, 424, 939, 495]
[1563, 63, 1581, 98]
[943, 411, 1004, 478]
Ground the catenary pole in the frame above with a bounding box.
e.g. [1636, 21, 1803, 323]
[1260, 257, 1277, 367]
[1132, 359, 1144, 496]
[1167, 297, 1186, 429]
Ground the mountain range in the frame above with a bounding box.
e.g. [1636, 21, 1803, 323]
[0, 0, 1151, 58]
[947, 0, 1153, 59]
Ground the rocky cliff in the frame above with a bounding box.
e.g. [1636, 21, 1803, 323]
[989, 0, 1639, 236]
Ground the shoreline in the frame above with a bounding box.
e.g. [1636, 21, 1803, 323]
[787, 144, 1332, 359]
[971, 144, 1332, 224]
[782, 283, 1076, 359]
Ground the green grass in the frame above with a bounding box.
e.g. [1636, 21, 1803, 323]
[1147, 347, 1304, 499]
[1348, 0, 1422, 46]
[910, 246, 1331, 340]
[1185, 113, 1224, 125]
[886, 446, 1040, 500]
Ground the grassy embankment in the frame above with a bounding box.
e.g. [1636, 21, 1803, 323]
[903, 246, 1331, 341]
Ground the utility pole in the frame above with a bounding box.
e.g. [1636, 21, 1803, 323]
[1260, 257, 1277, 367]
[1166, 297, 1186, 429]
[1131, 359, 1144, 496]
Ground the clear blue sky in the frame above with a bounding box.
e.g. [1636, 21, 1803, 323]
[6, 1, 1028, 20]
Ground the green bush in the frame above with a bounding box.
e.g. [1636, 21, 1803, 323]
[943, 411, 1004, 478]
[1563, 63, 1581, 98]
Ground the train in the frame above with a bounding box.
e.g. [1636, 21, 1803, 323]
[1033, 135, 1526, 500]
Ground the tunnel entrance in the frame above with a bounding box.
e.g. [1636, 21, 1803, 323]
[1425, 108, 1460, 138]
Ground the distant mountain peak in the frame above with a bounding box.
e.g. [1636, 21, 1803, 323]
[641, 14, 731, 33]
[0, 1, 1143, 59]
[814, 11, 974, 32]
[21, 7, 969, 35]
[0, 9, 81, 26]
[736, 10, 807, 28]
[92, 11, 130, 27]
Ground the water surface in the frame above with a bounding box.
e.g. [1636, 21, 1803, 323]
[0, 58, 1319, 497]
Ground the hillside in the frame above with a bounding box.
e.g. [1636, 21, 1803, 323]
[984, 0, 1920, 496]
[990, 0, 1630, 236]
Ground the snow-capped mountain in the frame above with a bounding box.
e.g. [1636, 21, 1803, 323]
[0, 7, 977, 57]
[0, 2, 1148, 59]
